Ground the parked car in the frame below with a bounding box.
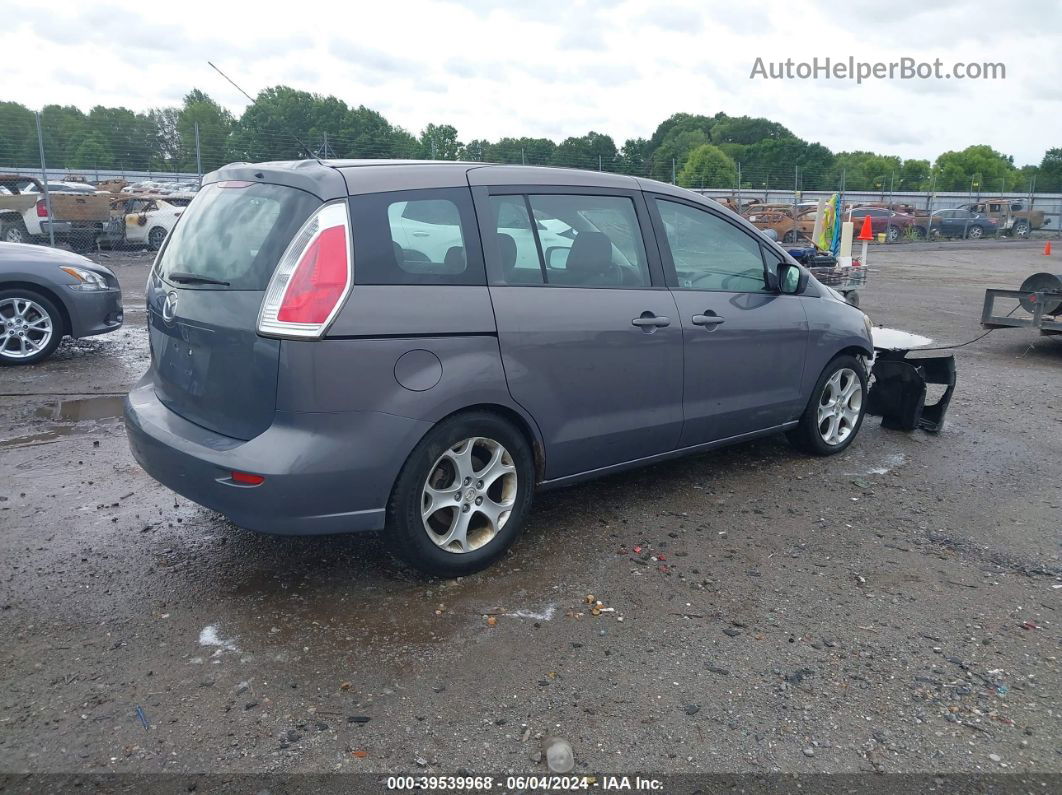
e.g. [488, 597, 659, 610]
[957, 199, 1045, 238]
[125, 160, 874, 576]
[742, 203, 817, 243]
[0, 242, 123, 365]
[847, 206, 922, 241]
[0, 175, 111, 250]
[927, 209, 1000, 239]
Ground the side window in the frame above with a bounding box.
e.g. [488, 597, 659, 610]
[654, 199, 767, 292]
[488, 195, 545, 285]
[526, 194, 650, 287]
[350, 188, 483, 285]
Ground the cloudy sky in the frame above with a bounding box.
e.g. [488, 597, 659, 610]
[4, 0, 1059, 165]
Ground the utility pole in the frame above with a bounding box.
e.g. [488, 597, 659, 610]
[521, 147, 525, 165]
[671, 158, 676, 184]
[194, 122, 203, 186]
[34, 111, 55, 247]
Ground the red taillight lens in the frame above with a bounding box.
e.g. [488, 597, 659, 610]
[36, 200, 48, 218]
[276, 225, 349, 324]
[258, 201, 352, 339]
[231, 471, 265, 485]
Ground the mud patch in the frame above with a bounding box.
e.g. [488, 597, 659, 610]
[34, 396, 124, 422]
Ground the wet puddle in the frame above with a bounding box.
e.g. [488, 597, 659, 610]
[34, 396, 125, 422]
[1, 396, 125, 449]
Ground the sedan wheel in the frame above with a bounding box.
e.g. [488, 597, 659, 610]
[816, 368, 863, 446]
[885, 225, 900, 243]
[0, 292, 61, 365]
[967, 225, 984, 239]
[421, 437, 518, 553]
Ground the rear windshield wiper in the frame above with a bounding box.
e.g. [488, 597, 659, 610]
[167, 271, 230, 286]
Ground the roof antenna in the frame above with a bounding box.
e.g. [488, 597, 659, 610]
[208, 61, 315, 160]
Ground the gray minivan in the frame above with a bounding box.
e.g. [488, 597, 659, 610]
[125, 160, 873, 576]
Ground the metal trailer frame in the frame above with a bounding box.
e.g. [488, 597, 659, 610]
[981, 288, 1062, 335]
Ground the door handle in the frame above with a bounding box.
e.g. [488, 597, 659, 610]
[411, 231, 430, 237]
[692, 313, 726, 327]
[632, 312, 671, 330]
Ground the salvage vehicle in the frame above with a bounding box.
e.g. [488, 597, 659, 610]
[847, 206, 922, 241]
[99, 195, 192, 250]
[0, 242, 123, 364]
[926, 208, 1000, 239]
[957, 199, 1045, 238]
[741, 203, 817, 243]
[0, 175, 110, 250]
[125, 160, 874, 576]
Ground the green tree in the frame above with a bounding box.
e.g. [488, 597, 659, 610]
[676, 144, 737, 189]
[828, 151, 903, 192]
[420, 123, 462, 160]
[459, 138, 491, 161]
[550, 131, 617, 170]
[486, 137, 556, 165]
[70, 133, 112, 170]
[177, 89, 233, 172]
[710, 115, 792, 146]
[615, 137, 649, 175]
[1035, 148, 1062, 192]
[932, 145, 1017, 192]
[899, 159, 931, 191]
[645, 113, 718, 181]
[0, 102, 38, 165]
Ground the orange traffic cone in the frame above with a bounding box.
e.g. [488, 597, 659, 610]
[1044, 241, 1052, 256]
[857, 214, 874, 242]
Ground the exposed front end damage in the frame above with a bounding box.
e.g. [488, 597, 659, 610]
[866, 349, 956, 433]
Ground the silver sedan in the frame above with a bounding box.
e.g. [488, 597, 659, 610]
[0, 242, 123, 365]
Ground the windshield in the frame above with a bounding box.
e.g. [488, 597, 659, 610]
[155, 181, 319, 290]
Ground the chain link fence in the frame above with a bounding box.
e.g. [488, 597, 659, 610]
[2, 109, 1059, 247]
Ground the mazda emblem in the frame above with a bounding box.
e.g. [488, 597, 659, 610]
[162, 291, 178, 324]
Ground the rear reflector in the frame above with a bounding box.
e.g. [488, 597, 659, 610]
[36, 199, 48, 218]
[231, 471, 265, 485]
[257, 201, 352, 339]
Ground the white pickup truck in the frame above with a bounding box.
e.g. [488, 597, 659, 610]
[0, 175, 111, 250]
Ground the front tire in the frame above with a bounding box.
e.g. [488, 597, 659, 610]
[966, 225, 984, 239]
[148, 226, 167, 250]
[1011, 220, 1030, 239]
[885, 225, 900, 243]
[0, 289, 63, 365]
[787, 355, 867, 456]
[386, 411, 535, 576]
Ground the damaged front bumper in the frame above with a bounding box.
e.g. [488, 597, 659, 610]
[866, 348, 956, 433]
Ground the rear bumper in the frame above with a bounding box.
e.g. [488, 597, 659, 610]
[124, 372, 431, 535]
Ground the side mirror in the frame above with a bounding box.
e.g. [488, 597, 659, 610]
[762, 228, 779, 242]
[777, 262, 808, 295]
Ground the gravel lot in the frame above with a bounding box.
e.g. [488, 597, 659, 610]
[0, 240, 1058, 778]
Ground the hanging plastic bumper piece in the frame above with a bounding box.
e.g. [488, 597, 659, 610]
[866, 349, 956, 433]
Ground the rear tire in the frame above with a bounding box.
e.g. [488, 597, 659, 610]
[786, 355, 867, 456]
[1, 220, 29, 245]
[1012, 220, 1030, 239]
[966, 225, 984, 239]
[0, 288, 64, 366]
[885, 225, 900, 243]
[386, 411, 535, 577]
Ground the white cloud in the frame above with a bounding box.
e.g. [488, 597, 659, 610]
[0, 0, 1054, 164]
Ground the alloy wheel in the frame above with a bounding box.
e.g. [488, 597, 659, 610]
[421, 437, 518, 553]
[817, 368, 862, 446]
[0, 297, 54, 361]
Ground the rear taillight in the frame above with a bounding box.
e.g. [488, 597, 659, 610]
[257, 201, 352, 339]
[36, 200, 48, 218]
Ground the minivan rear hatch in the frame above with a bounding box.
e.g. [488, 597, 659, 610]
[147, 181, 320, 440]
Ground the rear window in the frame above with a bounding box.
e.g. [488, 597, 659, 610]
[155, 181, 319, 290]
